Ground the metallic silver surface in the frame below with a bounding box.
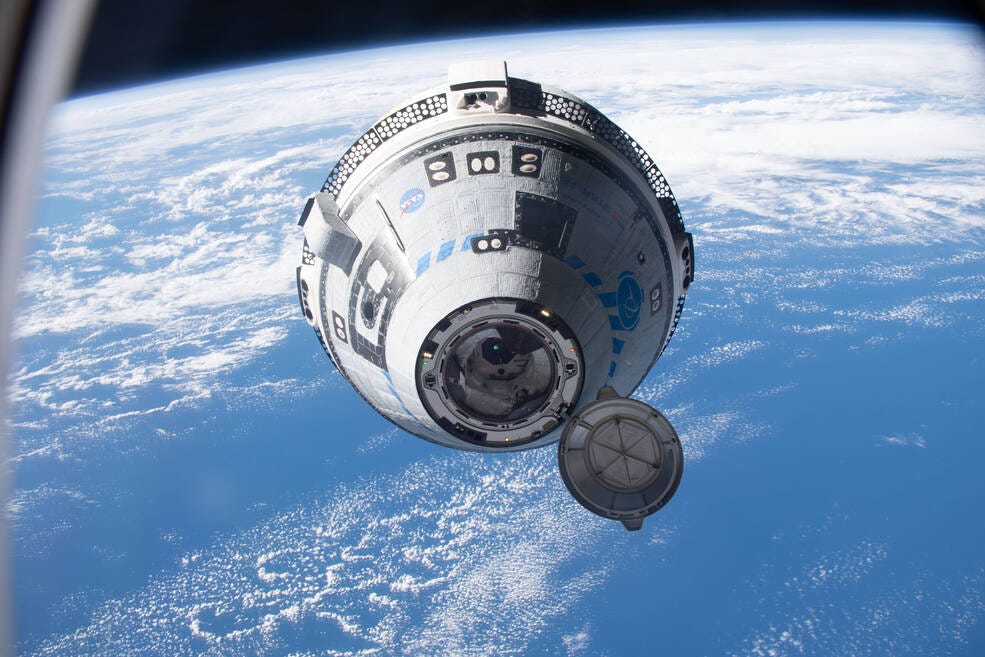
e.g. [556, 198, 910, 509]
[298, 61, 693, 526]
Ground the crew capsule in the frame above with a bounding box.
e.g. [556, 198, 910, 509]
[297, 61, 693, 529]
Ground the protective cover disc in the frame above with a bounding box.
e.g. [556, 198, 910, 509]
[558, 391, 683, 530]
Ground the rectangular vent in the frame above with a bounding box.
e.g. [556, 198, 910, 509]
[512, 146, 542, 178]
[466, 151, 500, 175]
[424, 152, 456, 186]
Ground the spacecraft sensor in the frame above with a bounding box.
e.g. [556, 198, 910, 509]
[297, 61, 693, 530]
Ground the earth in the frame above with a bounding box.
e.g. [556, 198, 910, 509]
[8, 20, 985, 656]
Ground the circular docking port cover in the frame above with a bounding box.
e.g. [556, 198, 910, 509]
[558, 388, 683, 531]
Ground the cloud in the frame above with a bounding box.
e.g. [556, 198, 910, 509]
[13, 21, 985, 655]
[877, 433, 927, 448]
[27, 451, 623, 656]
[562, 629, 591, 655]
[731, 539, 985, 657]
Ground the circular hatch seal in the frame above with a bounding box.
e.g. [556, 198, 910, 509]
[558, 387, 683, 530]
[416, 298, 583, 449]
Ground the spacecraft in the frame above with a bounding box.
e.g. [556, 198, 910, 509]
[297, 62, 693, 530]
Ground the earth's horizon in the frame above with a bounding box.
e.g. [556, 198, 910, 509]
[8, 19, 985, 656]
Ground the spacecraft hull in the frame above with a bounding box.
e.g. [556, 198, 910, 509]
[297, 62, 692, 526]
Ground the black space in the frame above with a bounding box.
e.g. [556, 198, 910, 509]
[73, 0, 985, 96]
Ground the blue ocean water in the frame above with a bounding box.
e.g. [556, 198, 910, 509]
[9, 21, 985, 656]
[14, 233, 984, 653]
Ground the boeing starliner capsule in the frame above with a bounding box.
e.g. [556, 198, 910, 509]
[297, 62, 693, 530]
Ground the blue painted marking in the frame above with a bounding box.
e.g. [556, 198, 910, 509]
[462, 233, 483, 251]
[583, 272, 603, 287]
[565, 255, 586, 269]
[416, 252, 431, 276]
[608, 361, 617, 377]
[383, 370, 423, 426]
[608, 315, 622, 330]
[436, 239, 455, 262]
[612, 338, 625, 354]
[599, 292, 617, 308]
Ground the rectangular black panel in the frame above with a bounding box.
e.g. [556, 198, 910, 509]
[296, 266, 312, 322]
[330, 311, 348, 344]
[423, 152, 456, 187]
[297, 196, 314, 226]
[449, 80, 508, 91]
[514, 192, 577, 259]
[465, 150, 500, 175]
[511, 145, 542, 178]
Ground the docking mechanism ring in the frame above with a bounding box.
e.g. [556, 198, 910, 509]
[416, 298, 583, 448]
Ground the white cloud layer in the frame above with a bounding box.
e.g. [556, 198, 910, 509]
[28, 452, 618, 656]
[11, 20, 985, 657]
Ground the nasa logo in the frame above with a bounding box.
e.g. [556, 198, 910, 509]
[399, 188, 425, 217]
[616, 271, 642, 331]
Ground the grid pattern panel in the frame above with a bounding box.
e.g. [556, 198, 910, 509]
[661, 294, 689, 355]
[538, 92, 686, 236]
[322, 94, 448, 197]
[374, 94, 448, 140]
[509, 83, 544, 112]
[320, 83, 686, 237]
